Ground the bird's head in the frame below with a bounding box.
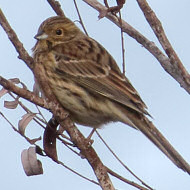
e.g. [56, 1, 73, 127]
[34, 16, 81, 46]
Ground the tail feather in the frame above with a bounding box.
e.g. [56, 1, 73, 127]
[124, 110, 190, 174]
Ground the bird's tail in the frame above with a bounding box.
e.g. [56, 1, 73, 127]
[123, 109, 190, 174]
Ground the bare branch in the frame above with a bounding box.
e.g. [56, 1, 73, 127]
[118, 11, 126, 74]
[107, 167, 150, 190]
[73, 0, 89, 36]
[0, 9, 33, 69]
[136, 0, 190, 91]
[96, 131, 153, 190]
[82, 0, 190, 94]
[57, 160, 99, 186]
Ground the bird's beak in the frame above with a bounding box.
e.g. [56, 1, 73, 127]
[34, 31, 48, 40]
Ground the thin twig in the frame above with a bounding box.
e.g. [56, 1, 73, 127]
[61, 140, 82, 157]
[0, 9, 33, 69]
[55, 160, 99, 186]
[118, 11, 126, 74]
[73, 0, 89, 36]
[36, 105, 48, 124]
[107, 167, 150, 190]
[96, 131, 153, 190]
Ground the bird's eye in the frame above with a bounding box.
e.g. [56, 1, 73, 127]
[55, 29, 62, 35]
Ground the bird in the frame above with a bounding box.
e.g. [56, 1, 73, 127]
[32, 16, 190, 174]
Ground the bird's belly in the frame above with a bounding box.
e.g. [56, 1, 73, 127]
[51, 81, 119, 128]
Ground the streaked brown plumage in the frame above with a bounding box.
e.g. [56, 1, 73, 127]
[33, 16, 190, 174]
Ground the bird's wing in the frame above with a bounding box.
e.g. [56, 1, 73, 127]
[54, 52, 149, 116]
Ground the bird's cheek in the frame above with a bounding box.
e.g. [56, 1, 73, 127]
[46, 40, 53, 50]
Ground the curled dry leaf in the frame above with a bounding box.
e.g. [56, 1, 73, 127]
[18, 113, 36, 135]
[43, 118, 59, 161]
[4, 97, 19, 109]
[21, 147, 43, 176]
[9, 77, 28, 89]
[9, 77, 27, 89]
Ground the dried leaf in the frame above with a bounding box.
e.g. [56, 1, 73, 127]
[4, 99, 19, 109]
[0, 88, 8, 98]
[21, 147, 43, 176]
[43, 118, 59, 161]
[18, 113, 36, 135]
[9, 77, 27, 89]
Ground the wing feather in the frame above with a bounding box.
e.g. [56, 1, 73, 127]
[54, 53, 150, 116]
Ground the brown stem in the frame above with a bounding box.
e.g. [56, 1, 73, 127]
[73, 0, 89, 36]
[118, 11, 126, 74]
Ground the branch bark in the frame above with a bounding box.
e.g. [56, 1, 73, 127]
[47, 0, 65, 16]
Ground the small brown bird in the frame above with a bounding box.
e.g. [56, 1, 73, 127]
[33, 16, 190, 173]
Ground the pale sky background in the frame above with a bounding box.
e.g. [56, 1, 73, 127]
[0, 0, 190, 190]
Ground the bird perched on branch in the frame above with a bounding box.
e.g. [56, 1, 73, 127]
[33, 16, 190, 174]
